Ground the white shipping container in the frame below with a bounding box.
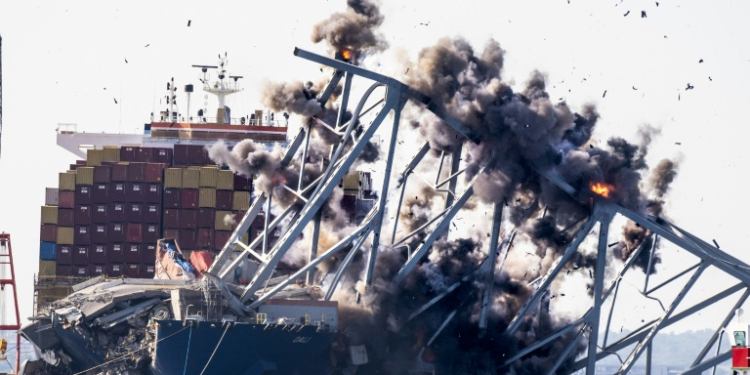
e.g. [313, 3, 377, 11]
[45, 187, 60, 206]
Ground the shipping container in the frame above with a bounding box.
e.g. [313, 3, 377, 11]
[86, 149, 103, 166]
[59, 191, 75, 208]
[127, 223, 143, 243]
[93, 165, 111, 183]
[110, 182, 126, 202]
[74, 205, 92, 225]
[188, 145, 208, 165]
[76, 167, 95, 185]
[164, 168, 183, 188]
[109, 223, 126, 243]
[93, 183, 110, 203]
[107, 263, 124, 277]
[144, 184, 162, 203]
[124, 263, 140, 278]
[73, 265, 89, 278]
[141, 264, 156, 279]
[145, 163, 165, 183]
[39, 260, 56, 277]
[90, 264, 106, 276]
[73, 245, 90, 265]
[109, 203, 126, 222]
[41, 206, 58, 224]
[69, 164, 79, 171]
[163, 229, 180, 244]
[92, 225, 108, 244]
[151, 147, 173, 164]
[108, 244, 124, 263]
[111, 163, 129, 181]
[182, 168, 200, 189]
[136, 147, 151, 162]
[179, 229, 198, 249]
[200, 167, 218, 188]
[144, 204, 161, 224]
[199, 188, 217, 208]
[40, 242, 56, 260]
[126, 183, 144, 202]
[75, 185, 93, 205]
[215, 190, 233, 210]
[197, 208, 215, 228]
[144, 224, 160, 244]
[57, 208, 74, 226]
[103, 146, 121, 162]
[143, 244, 157, 263]
[127, 203, 143, 222]
[40, 224, 57, 242]
[46, 187, 60, 205]
[214, 231, 232, 251]
[90, 244, 107, 264]
[162, 188, 181, 209]
[56, 265, 72, 277]
[127, 162, 147, 182]
[180, 209, 198, 229]
[232, 191, 251, 211]
[217, 170, 234, 190]
[181, 188, 199, 209]
[214, 210, 233, 231]
[125, 244, 142, 263]
[92, 204, 109, 223]
[59, 172, 76, 191]
[74, 225, 91, 245]
[163, 209, 180, 229]
[197, 228, 213, 249]
[233, 174, 251, 191]
[56, 245, 73, 264]
[173, 144, 190, 166]
[190, 251, 213, 273]
[57, 227, 74, 245]
[121, 146, 140, 162]
[76, 159, 87, 166]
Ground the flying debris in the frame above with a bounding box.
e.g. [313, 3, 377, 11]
[144, 44, 150, 47]
[608, 242, 619, 247]
[113, 98, 118, 104]
[656, 1, 659, 6]
[699, 59, 704, 63]
[124, 58, 128, 64]
[632, 86, 638, 90]
[709, 76, 713, 81]
[187, 20, 192, 27]
[641, 10, 647, 18]
[686, 83, 694, 90]
[602, 90, 607, 98]
[713, 239, 721, 248]
[624, 10, 630, 16]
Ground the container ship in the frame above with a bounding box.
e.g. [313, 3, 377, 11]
[24, 56, 374, 375]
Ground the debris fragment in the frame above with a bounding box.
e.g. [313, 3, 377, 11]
[187, 20, 192, 27]
[686, 83, 694, 90]
[624, 10, 630, 16]
[602, 90, 607, 98]
[641, 10, 647, 18]
[113, 98, 118, 104]
[713, 239, 720, 248]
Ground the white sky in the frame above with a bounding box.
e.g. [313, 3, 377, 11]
[1, 0, 749, 337]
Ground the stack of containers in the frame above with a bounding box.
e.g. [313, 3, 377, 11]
[39, 187, 60, 282]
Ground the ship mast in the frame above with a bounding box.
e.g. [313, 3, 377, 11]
[192, 52, 243, 124]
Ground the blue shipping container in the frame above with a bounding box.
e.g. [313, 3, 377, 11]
[40, 242, 56, 260]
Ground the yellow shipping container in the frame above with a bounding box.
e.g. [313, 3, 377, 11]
[200, 167, 218, 188]
[199, 188, 217, 208]
[182, 168, 200, 189]
[342, 173, 359, 190]
[165, 168, 183, 189]
[103, 146, 121, 162]
[76, 167, 95, 185]
[39, 260, 56, 277]
[86, 149, 103, 166]
[215, 210, 234, 231]
[57, 227, 74, 245]
[41, 206, 59, 224]
[232, 191, 250, 211]
[59, 172, 76, 191]
[217, 170, 235, 190]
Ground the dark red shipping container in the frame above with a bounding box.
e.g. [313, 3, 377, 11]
[74, 225, 91, 245]
[197, 228, 214, 249]
[125, 244, 142, 263]
[126, 183, 144, 202]
[180, 229, 198, 249]
[111, 164, 129, 182]
[107, 263, 124, 277]
[136, 147, 151, 162]
[56, 245, 73, 265]
[214, 231, 232, 251]
[92, 224, 109, 244]
[92, 204, 109, 223]
[90, 244, 107, 264]
[73, 245, 90, 265]
[109, 203, 126, 222]
[163, 209, 180, 229]
[69, 164, 79, 171]
[109, 223, 126, 243]
[188, 145, 208, 165]
[233, 174, 251, 191]
[140, 264, 156, 278]
[93, 183, 110, 203]
[76, 159, 87, 165]
[74, 205, 92, 225]
[128, 162, 147, 182]
[151, 147, 173, 164]
[173, 144, 190, 166]
[40, 224, 57, 242]
[198, 208, 215, 228]
[127, 203, 143, 222]
[124, 263, 140, 278]
[59, 191, 75, 208]
[181, 189, 199, 209]
[93, 165, 111, 183]
[144, 184, 162, 203]
[90, 264, 106, 276]
[144, 204, 161, 224]
[163, 229, 180, 244]
[108, 244, 124, 262]
[163, 188, 181, 208]
[144, 224, 160, 244]
[110, 182, 127, 202]
[57, 209, 74, 226]
[145, 163, 165, 183]
[56, 265, 72, 277]
[73, 266, 89, 278]
[180, 209, 197, 229]
[143, 244, 157, 263]
[127, 223, 143, 243]
[121, 146, 140, 162]
[75, 185, 93, 205]
[216, 190, 233, 210]
[234, 210, 248, 230]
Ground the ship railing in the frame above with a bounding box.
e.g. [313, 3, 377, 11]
[153, 115, 288, 127]
[35, 275, 90, 287]
[56, 123, 78, 134]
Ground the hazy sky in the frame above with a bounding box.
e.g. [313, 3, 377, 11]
[1, 0, 749, 339]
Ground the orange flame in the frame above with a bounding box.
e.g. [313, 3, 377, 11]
[341, 48, 352, 60]
[590, 182, 613, 198]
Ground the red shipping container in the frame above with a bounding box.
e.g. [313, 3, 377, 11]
[145, 163, 165, 183]
[144, 204, 161, 224]
[91, 224, 109, 244]
[136, 147, 151, 162]
[143, 244, 157, 263]
[198, 208, 215, 228]
[214, 231, 232, 251]
[56, 245, 74, 264]
[92, 204, 109, 223]
[107, 263, 124, 277]
[197, 228, 213, 249]
[125, 244, 142, 263]
[110, 182, 127, 202]
[141, 264, 156, 279]
[233, 210, 248, 229]
[124, 263, 140, 278]
[188, 145, 208, 165]
[76, 159, 86, 165]
[216, 190, 233, 210]
[144, 184, 162, 203]
[75, 185, 93, 205]
[190, 251, 213, 274]
[108, 244, 124, 262]
[74, 225, 91, 245]
[109, 203, 126, 222]
[173, 144, 190, 165]
[163, 229, 180, 244]
[59, 191, 75, 208]
[164, 188, 181, 208]
[109, 223, 126, 243]
[128, 162, 147, 182]
[40, 224, 57, 242]
[58, 209, 75, 226]
[111, 163, 129, 181]
[74, 205, 92, 225]
[69, 164, 79, 171]
[181, 209, 197, 229]
[126, 183, 144, 202]
[90, 264, 106, 277]
[163, 209, 180, 229]
[56, 265, 72, 277]
[181, 189, 199, 209]
[144, 224, 160, 244]
[73, 245, 90, 265]
[127, 223, 143, 243]
[73, 266, 89, 278]
[121, 146, 140, 162]
[93, 166, 111, 183]
[90, 244, 107, 264]
[180, 229, 198, 249]
[93, 183, 110, 203]
[151, 148, 173, 164]
[127, 203, 143, 222]
[234, 174, 251, 191]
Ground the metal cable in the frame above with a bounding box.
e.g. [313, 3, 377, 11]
[182, 324, 193, 375]
[198, 323, 230, 375]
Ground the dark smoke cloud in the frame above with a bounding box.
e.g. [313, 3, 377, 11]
[311, 0, 387, 53]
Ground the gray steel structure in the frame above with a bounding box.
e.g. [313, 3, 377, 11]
[208, 47, 747, 374]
